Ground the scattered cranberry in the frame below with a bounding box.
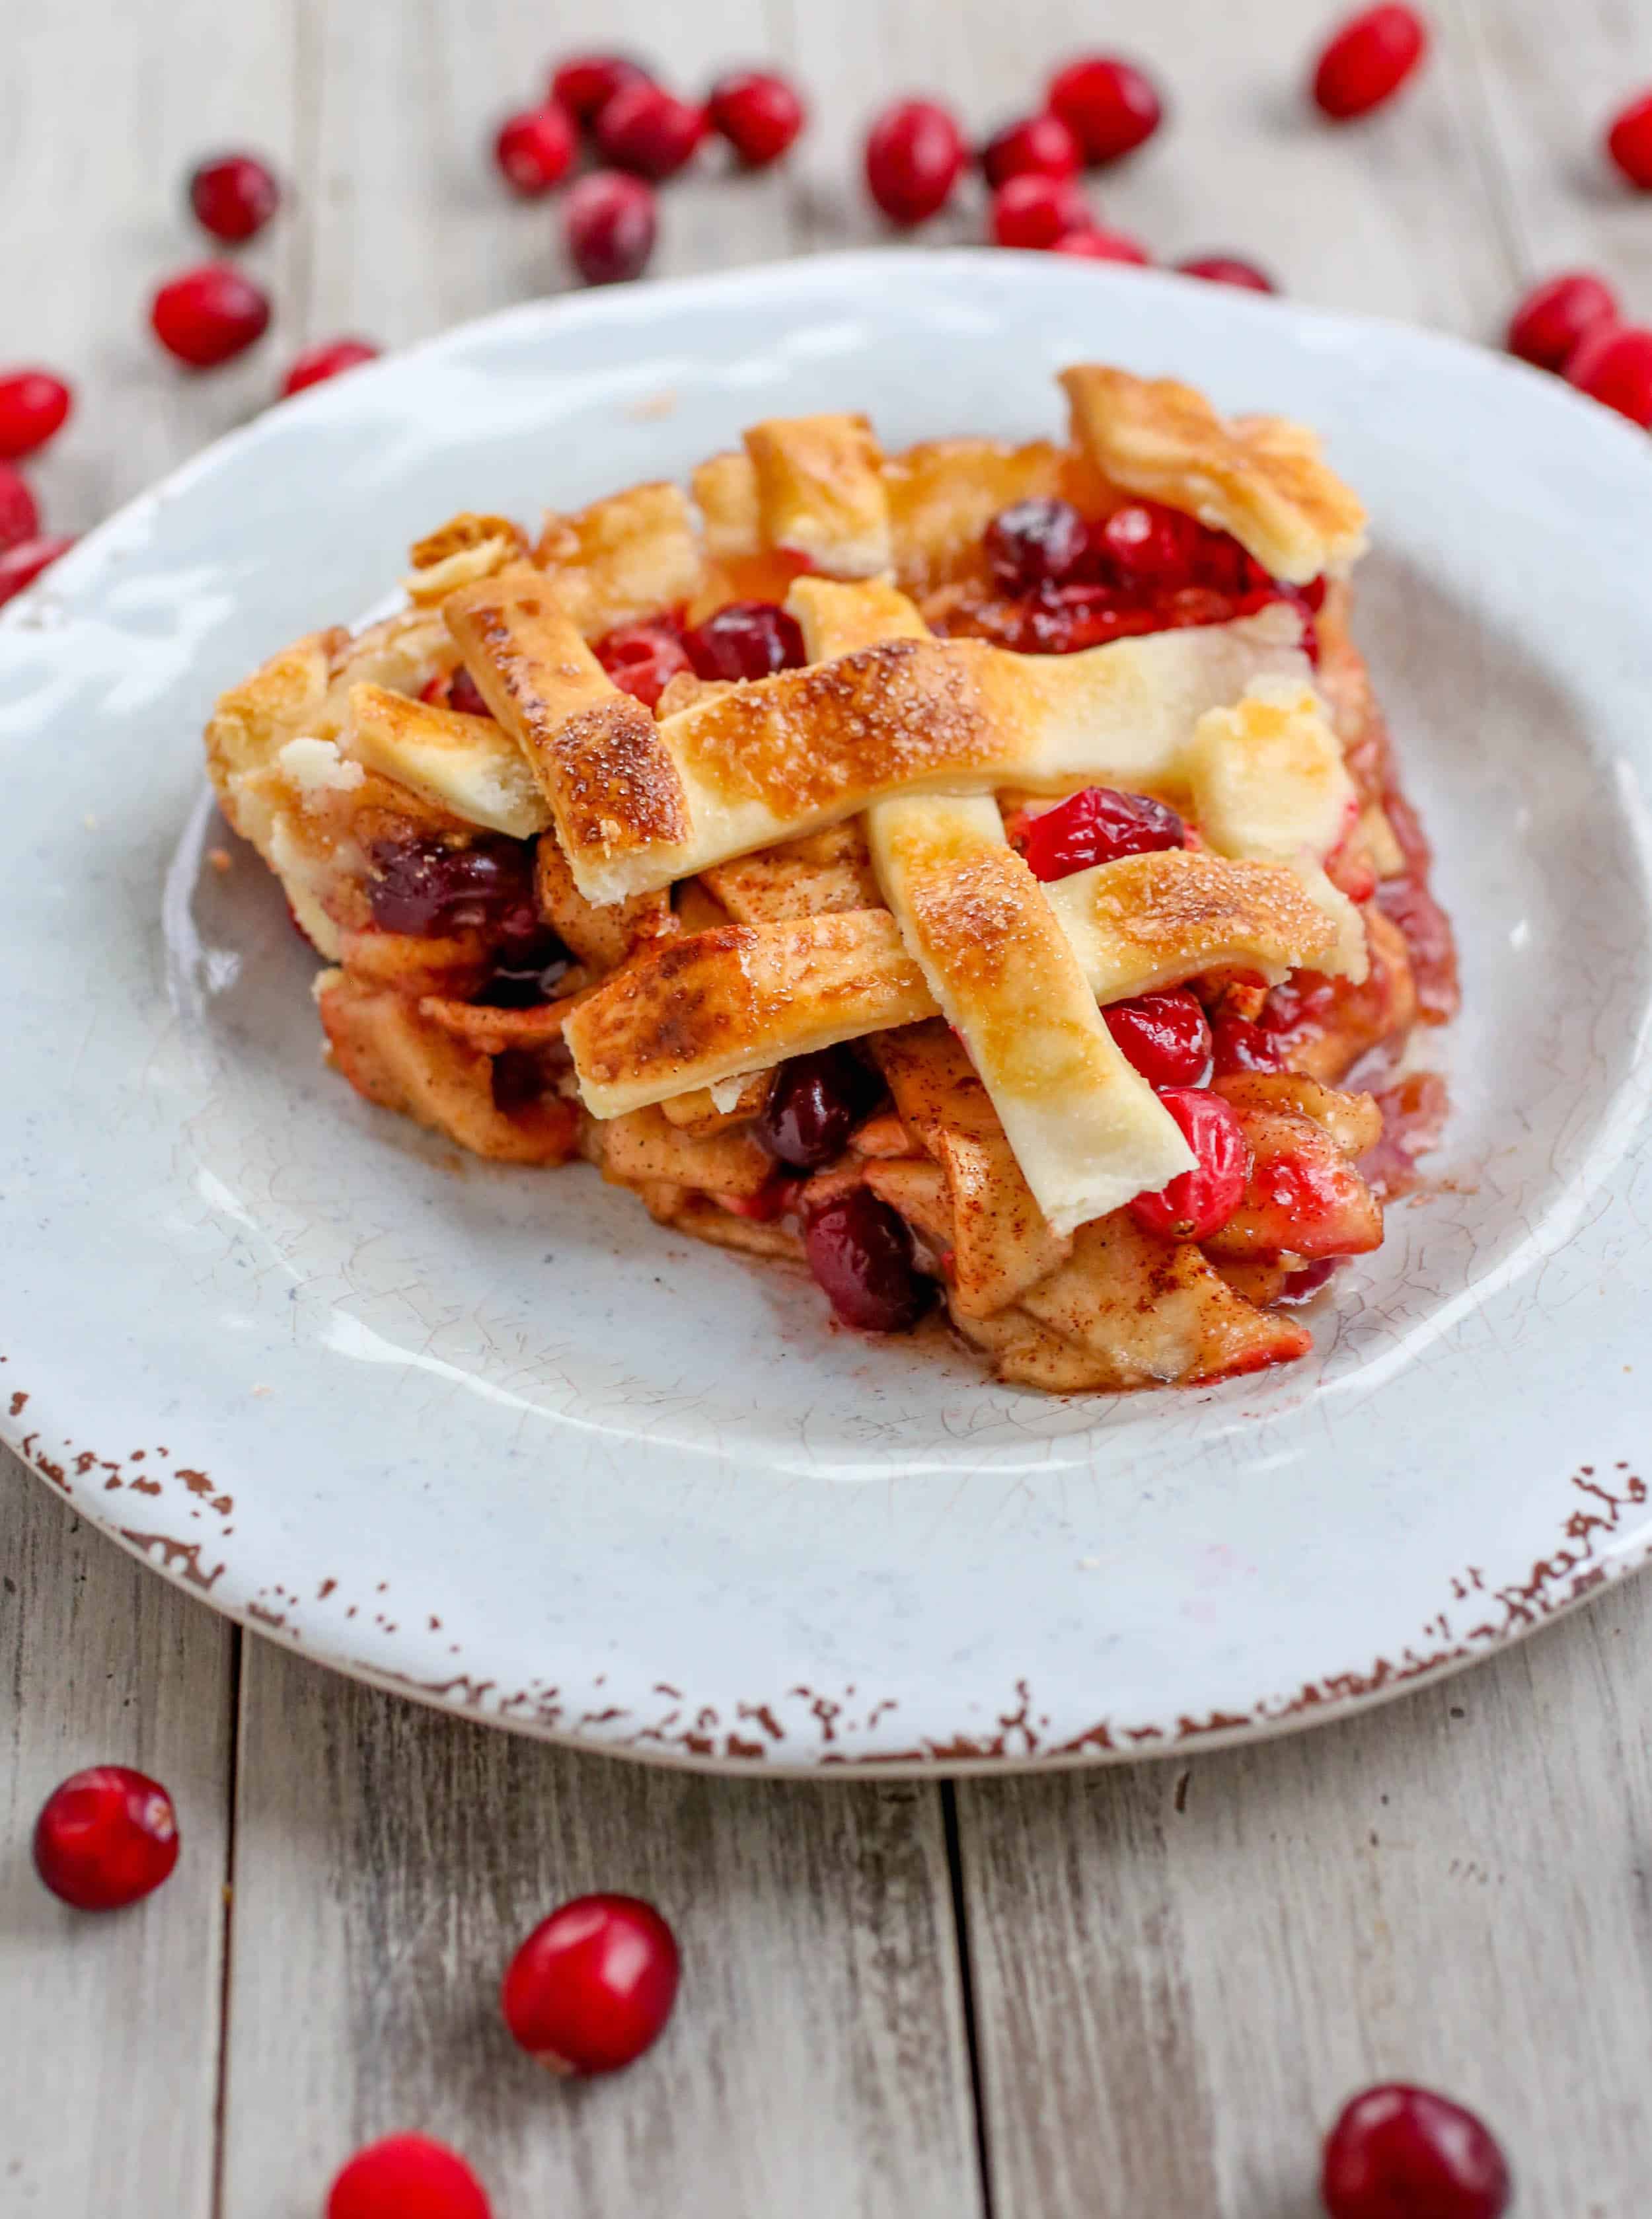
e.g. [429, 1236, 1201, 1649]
[985, 498, 1091, 591]
[1564, 322, 1652, 427]
[326, 2133, 492, 2219]
[980, 111, 1082, 187]
[33, 1766, 179, 1910]
[595, 81, 706, 180]
[494, 104, 576, 195]
[1606, 90, 1652, 189]
[0, 370, 73, 460]
[1098, 500, 1202, 588]
[0, 535, 74, 607]
[281, 338, 379, 396]
[150, 265, 271, 367]
[187, 152, 280, 243]
[683, 599, 805, 681]
[1311, 5, 1429, 120]
[1129, 1088, 1250, 1243]
[595, 621, 692, 707]
[1104, 991, 1213, 1087]
[502, 1893, 680, 2076]
[368, 835, 536, 938]
[1178, 252, 1277, 293]
[1210, 1012, 1287, 1076]
[1321, 2084, 1511, 2219]
[0, 462, 39, 550]
[804, 1187, 934, 1332]
[1052, 227, 1150, 263]
[1047, 56, 1164, 165]
[1023, 786, 1185, 880]
[708, 70, 806, 168]
[759, 1048, 881, 1170]
[1505, 270, 1618, 370]
[551, 53, 650, 126]
[864, 98, 966, 225]
[991, 170, 1090, 250]
[564, 172, 657, 285]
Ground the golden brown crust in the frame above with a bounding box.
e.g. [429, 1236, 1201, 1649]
[533, 482, 704, 636]
[743, 412, 892, 578]
[1045, 846, 1338, 994]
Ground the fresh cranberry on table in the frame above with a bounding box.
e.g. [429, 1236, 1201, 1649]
[326, 2133, 493, 2219]
[759, 1047, 882, 1170]
[985, 498, 1091, 592]
[1210, 1012, 1287, 1076]
[683, 598, 805, 681]
[1051, 226, 1150, 264]
[1022, 786, 1185, 880]
[1104, 991, 1214, 1088]
[1178, 252, 1278, 293]
[0, 461, 39, 550]
[1098, 499, 1203, 589]
[707, 70, 806, 168]
[494, 104, 576, 195]
[0, 369, 72, 460]
[990, 170, 1090, 250]
[980, 111, 1082, 188]
[1606, 89, 1652, 188]
[1505, 270, 1618, 371]
[1129, 1087, 1251, 1244]
[595, 620, 693, 707]
[1310, 5, 1429, 120]
[1321, 2083, 1511, 2219]
[564, 172, 658, 285]
[502, 1893, 681, 2075]
[150, 265, 271, 367]
[1046, 56, 1164, 165]
[594, 81, 706, 180]
[1564, 322, 1652, 426]
[0, 534, 74, 606]
[187, 152, 280, 243]
[550, 53, 650, 126]
[281, 338, 379, 396]
[804, 1188, 935, 1333]
[864, 98, 966, 225]
[33, 1765, 179, 1910]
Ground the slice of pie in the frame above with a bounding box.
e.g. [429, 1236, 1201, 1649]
[205, 365, 1455, 1392]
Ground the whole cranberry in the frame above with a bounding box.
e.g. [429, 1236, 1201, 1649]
[1098, 499, 1203, 589]
[564, 172, 658, 285]
[151, 265, 271, 367]
[1210, 1012, 1287, 1076]
[991, 171, 1090, 250]
[1047, 56, 1164, 165]
[368, 835, 534, 937]
[1606, 89, 1652, 188]
[281, 338, 379, 396]
[708, 70, 806, 167]
[34, 1765, 179, 1910]
[1178, 252, 1278, 292]
[551, 53, 650, 124]
[980, 111, 1082, 187]
[1051, 227, 1150, 263]
[1129, 1087, 1251, 1243]
[1505, 270, 1618, 369]
[1564, 322, 1652, 427]
[595, 81, 706, 180]
[759, 1047, 880, 1169]
[0, 461, 40, 550]
[683, 599, 805, 681]
[595, 621, 692, 707]
[188, 152, 280, 243]
[985, 498, 1091, 591]
[447, 666, 490, 718]
[1311, 5, 1429, 120]
[0, 369, 73, 459]
[864, 98, 966, 225]
[326, 2134, 492, 2219]
[1321, 2083, 1511, 2219]
[804, 1187, 934, 1332]
[494, 104, 576, 195]
[502, 1893, 680, 2075]
[1023, 786, 1185, 880]
[0, 534, 75, 606]
[1103, 990, 1213, 1087]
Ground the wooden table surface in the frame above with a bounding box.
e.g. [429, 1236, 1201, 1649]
[5, 2, 1651, 2212]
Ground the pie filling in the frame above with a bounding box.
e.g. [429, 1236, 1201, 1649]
[206, 365, 1456, 1394]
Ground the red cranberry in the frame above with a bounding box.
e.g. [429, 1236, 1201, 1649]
[0, 534, 74, 606]
[1052, 227, 1150, 263]
[1047, 56, 1164, 165]
[1210, 1012, 1287, 1075]
[1279, 1256, 1342, 1303]
[494, 104, 576, 195]
[1505, 271, 1618, 371]
[708, 70, 806, 168]
[595, 81, 706, 180]
[991, 171, 1090, 250]
[1311, 5, 1429, 120]
[1322, 2084, 1511, 2219]
[1564, 322, 1652, 426]
[683, 599, 805, 681]
[502, 1893, 680, 2075]
[1178, 252, 1277, 293]
[564, 172, 657, 285]
[1606, 90, 1652, 188]
[1023, 786, 1185, 880]
[595, 621, 692, 707]
[1129, 1088, 1250, 1243]
[551, 54, 650, 126]
[804, 1188, 934, 1333]
[1103, 991, 1213, 1087]
[981, 112, 1082, 187]
[1098, 499, 1202, 589]
[326, 2134, 492, 2219]
[759, 1048, 881, 1169]
[864, 98, 966, 225]
[34, 1766, 179, 1910]
[0, 369, 72, 460]
[985, 498, 1090, 591]
[188, 153, 280, 243]
[447, 666, 490, 717]
[281, 338, 379, 396]
[0, 461, 40, 550]
[368, 836, 535, 937]
[151, 265, 271, 367]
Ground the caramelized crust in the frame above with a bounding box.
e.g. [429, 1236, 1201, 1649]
[533, 482, 704, 636]
[343, 682, 550, 838]
[1045, 847, 1338, 995]
[743, 412, 892, 577]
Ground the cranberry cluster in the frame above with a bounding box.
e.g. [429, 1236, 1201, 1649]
[592, 597, 806, 706]
[1505, 268, 1652, 429]
[0, 371, 75, 607]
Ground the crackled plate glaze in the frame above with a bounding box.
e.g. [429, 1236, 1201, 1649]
[3, 252, 1651, 1773]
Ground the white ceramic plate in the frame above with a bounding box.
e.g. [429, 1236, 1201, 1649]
[4, 251, 1651, 1772]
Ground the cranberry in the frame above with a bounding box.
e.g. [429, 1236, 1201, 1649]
[1279, 1256, 1342, 1303]
[804, 1187, 934, 1333]
[1322, 2084, 1511, 2219]
[1606, 90, 1652, 188]
[0, 461, 40, 550]
[1564, 322, 1652, 427]
[564, 172, 657, 285]
[187, 152, 280, 243]
[551, 54, 650, 125]
[0, 535, 74, 606]
[447, 665, 490, 718]
[150, 265, 271, 368]
[368, 836, 535, 938]
[1047, 56, 1164, 165]
[984, 498, 1090, 591]
[759, 1047, 881, 1169]
[0, 369, 72, 460]
[502, 1893, 680, 2075]
[281, 338, 379, 396]
[1311, 5, 1429, 120]
[1103, 991, 1213, 1087]
[991, 171, 1090, 250]
[1098, 500, 1202, 589]
[1210, 1012, 1287, 1076]
[980, 112, 1082, 187]
[1012, 586, 1158, 654]
[1023, 786, 1185, 880]
[33, 1766, 179, 1910]
[1051, 227, 1150, 263]
[1178, 252, 1277, 293]
[494, 104, 577, 195]
[326, 2134, 492, 2219]
[1129, 1087, 1250, 1243]
[595, 621, 692, 707]
[594, 81, 706, 180]
[683, 599, 805, 681]
[708, 70, 806, 168]
[864, 98, 966, 225]
[1505, 271, 1618, 371]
